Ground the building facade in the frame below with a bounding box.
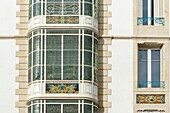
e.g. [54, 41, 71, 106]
[0, 0, 169, 113]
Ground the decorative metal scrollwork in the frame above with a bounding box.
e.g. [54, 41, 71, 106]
[46, 3, 62, 15]
[137, 17, 165, 26]
[63, 4, 79, 15]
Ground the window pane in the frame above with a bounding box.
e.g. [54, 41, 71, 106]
[63, 104, 78, 113]
[46, 35, 61, 50]
[84, 51, 92, 65]
[46, 66, 61, 80]
[46, 104, 61, 113]
[63, 51, 78, 64]
[33, 104, 40, 113]
[84, 105, 92, 113]
[33, 3, 41, 17]
[46, 51, 61, 65]
[138, 61, 148, 87]
[33, 51, 41, 65]
[33, 66, 41, 81]
[93, 106, 98, 113]
[63, 35, 78, 49]
[63, 66, 78, 80]
[143, 0, 148, 25]
[151, 61, 160, 87]
[29, 38, 32, 53]
[28, 68, 32, 83]
[84, 3, 92, 16]
[33, 35, 41, 51]
[151, 50, 160, 60]
[28, 106, 31, 113]
[84, 36, 92, 50]
[138, 49, 147, 60]
[29, 53, 32, 68]
[84, 66, 92, 81]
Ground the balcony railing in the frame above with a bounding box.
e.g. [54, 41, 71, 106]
[138, 81, 165, 88]
[137, 17, 165, 26]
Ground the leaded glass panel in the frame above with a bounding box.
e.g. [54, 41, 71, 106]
[84, 51, 92, 65]
[63, 35, 78, 49]
[63, 51, 78, 64]
[33, 35, 41, 51]
[84, 66, 92, 81]
[33, 3, 41, 17]
[46, 51, 61, 65]
[46, 35, 61, 50]
[84, 36, 92, 50]
[84, 105, 92, 113]
[46, 104, 61, 113]
[84, 3, 92, 16]
[33, 66, 41, 81]
[33, 51, 41, 65]
[63, 66, 78, 80]
[46, 66, 61, 80]
[63, 104, 78, 113]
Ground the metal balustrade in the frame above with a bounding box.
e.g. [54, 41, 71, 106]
[137, 17, 165, 26]
[137, 81, 165, 88]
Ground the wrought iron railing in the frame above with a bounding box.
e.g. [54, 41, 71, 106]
[137, 17, 165, 26]
[138, 81, 165, 88]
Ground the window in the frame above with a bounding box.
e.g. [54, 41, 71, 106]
[137, 0, 164, 26]
[138, 48, 163, 88]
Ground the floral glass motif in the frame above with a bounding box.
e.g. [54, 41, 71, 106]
[46, 16, 79, 24]
[136, 94, 165, 104]
[46, 83, 79, 94]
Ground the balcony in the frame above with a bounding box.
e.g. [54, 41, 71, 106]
[137, 17, 165, 26]
[137, 81, 165, 88]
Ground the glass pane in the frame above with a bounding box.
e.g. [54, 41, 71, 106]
[63, 104, 78, 113]
[33, 35, 41, 51]
[46, 66, 61, 80]
[47, 0, 62, 2]
[29, 7, 32, 19]
[29, 53, 32, 68]
[94, 39, 98, 53]
[33, 51, 41, 65]
[84, 3, 92, 16]
[46, 104, 61, 113]
[84, 36, 92, 50]
[143, 0, 148, 25]
[63, 3, 79, 15]
[33, 3, 41, 17]
[84, 66, 92, 81]
[46, 3, 62, 15]
[94, 68, 98, 82]
[33, 104, 40, 113]
[63, 0, 78, 2]
[46, 35, 61, 50]
[63, 66, 78, 80]
[28, 106, 31, 113]
[93, 53, 98, 68]
[63, 35, 78, 49]
[84, 30, 92, 35]
[84, 105, 92, 113]
[85, 0, 92, 3]
[138, 49, 147, 60]
[29, 38, 32, 53]
[33, 66, 41, 81]
[151, 61, 160, 87]
[28, 68, 31, 83]
[151, 50, 160, 60]
[46, 100, 78, 103]
[93, 106, 98, 113]
[84, 51, 92, 65]
[63, 51, 78, 64]
[46, 51, 61, 65]
[138, 61, 147, 87]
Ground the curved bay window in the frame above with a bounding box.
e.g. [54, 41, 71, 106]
[28, 29, 98, 95]
[29, 0, 98, 22]
[28, 100, 98, 113]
